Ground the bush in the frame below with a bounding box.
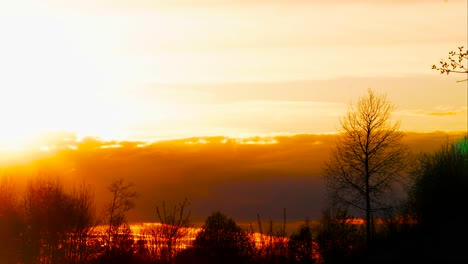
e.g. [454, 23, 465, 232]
[191, 211, 255, 264]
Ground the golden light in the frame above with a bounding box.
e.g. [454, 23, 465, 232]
[0, 9, 203, 149]
[0, 0, 466, 150]
[0, 11, 152, 148]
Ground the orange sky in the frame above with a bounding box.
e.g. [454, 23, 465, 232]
[2, 131, 463, 222]
[0, 0, 466, 148]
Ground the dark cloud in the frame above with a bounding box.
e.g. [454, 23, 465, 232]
[2, 131, 465, 223]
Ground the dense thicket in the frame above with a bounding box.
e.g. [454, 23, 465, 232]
[405, 136, 468, 260]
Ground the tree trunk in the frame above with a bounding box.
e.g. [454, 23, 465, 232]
[365, 160, 372, 247]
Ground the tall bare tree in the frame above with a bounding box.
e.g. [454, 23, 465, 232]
[323, 89, 409, 245]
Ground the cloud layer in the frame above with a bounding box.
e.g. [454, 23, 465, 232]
[2, 131, 465, 223]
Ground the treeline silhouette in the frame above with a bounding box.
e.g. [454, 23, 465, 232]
[0, 136, 467, 263]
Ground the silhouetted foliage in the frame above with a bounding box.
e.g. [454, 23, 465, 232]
[362, 212, 418, 264]
[323, 89, 410, 245]
[432, 46, 468, 82]
[191, 211, 256, 264]
[0, 177, 23, 263]
[67, 183, 98, 263]
[255, 212, 289, 264]
[22, 178, 75, 263]
[316, 209, 365, 264]
[359, 137, 468, 263]
[288, 220, 318, 264]
[406, 136, 468, 260]
[20, 177, 98, 264]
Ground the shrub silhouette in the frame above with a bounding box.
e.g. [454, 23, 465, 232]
[406, 136, 468, 260]
[190, 211, 255, 264]
[288, 220, 317, 264]
[255, 213, 289, 264]
[316, 209, 365, 264]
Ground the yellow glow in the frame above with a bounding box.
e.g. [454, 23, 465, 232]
[0, 10, 195, 148]
[39, 146, 48, 151]
[237, 138, 279, 145]
[0, 0, 465, 147]
[100, 144, 123, 149]
[0, 14, 160, 148]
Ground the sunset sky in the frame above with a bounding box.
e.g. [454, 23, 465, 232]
[0, 0, 467, 148]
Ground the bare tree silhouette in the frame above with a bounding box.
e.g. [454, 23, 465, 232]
[102, 178, 137, 261]
[147, 198, 192, 264]
[323, 89, 410, 245]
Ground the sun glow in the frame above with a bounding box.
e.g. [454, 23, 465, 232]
[0, 12, 139, 148]
[0, 0, 465, 149]
[0, 83, 134, 148]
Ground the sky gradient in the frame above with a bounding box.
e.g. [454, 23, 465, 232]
[0, 0, 466, 148]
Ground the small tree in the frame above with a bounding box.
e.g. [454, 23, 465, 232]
[103, 179, 137, 257]
[432, 46, 468, 82]
[323, 89, 410, 245]
[154, 198, 192, 264]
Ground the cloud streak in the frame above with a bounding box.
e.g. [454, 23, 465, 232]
[398, 106, 467, 117]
